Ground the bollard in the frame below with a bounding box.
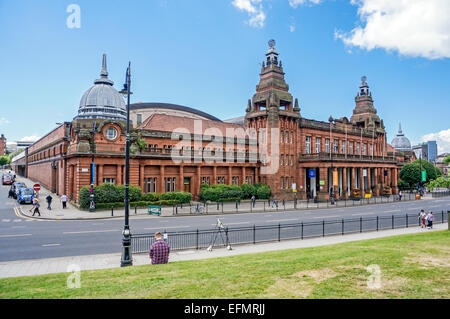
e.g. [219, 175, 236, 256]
[111, 206, 114, 216]
[217, 202, 219, 210]
[135, 205, 137, 215]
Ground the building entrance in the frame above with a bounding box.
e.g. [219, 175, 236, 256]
[305, 168, 319, 199]
[184, 177, 191, 193]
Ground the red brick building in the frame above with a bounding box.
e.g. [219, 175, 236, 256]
[23, 43, 412, 203]
[0, 134, 6, 156]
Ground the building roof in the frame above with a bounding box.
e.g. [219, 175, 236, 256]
[391, 123, 411, 151]
[75, 54, 127, 121]
[130, 102, 222, 122]
[137, 114, 247, 138]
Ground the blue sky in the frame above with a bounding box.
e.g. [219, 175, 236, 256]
[0, 0, 449, 152]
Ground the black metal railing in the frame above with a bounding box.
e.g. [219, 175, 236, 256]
[431, 190, 450, 198]
[130, 210, 449, 254]
[169, 192, 423, 216]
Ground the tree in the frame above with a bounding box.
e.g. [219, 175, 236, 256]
[399, 159, 441, 188]
[444, 155, 450, 165]
[0, 156, 10, 166]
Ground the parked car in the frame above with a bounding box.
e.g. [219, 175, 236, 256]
[17, 188, 34, 204]
[12, 182, 27, 199]
[2, 174, 13, 185]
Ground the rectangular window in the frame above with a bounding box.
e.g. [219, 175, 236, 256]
[137, 114, 142, 125]
[280, 155, 283, 166]
[315, 137, 321, 153]
[285, 130, 289, 143]
[280, 177, 283, 190]
[147, 178, 155, 193]
[280, 130, 284, 144]
[290, 131, 293, 144]
[103, 178, 115, 184]
[349, 142, 353, 154]
[305, 136, 311, 154]
[291, 155, 294, 166]
[333, 140, 339, 153]
[325, 139, 330, 153]
[357, 142, 361, 155]
[370, 144, 373, 156]
[173, 177, 176, 190]
[363, 144, 367, 156]
[286, 177, 289, 189]
[166, 177, 172, 192]
[342, 141, 346, 154]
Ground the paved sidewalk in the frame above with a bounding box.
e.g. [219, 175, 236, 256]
[5, 169, 435, 221]
[0, 223, 446, 279]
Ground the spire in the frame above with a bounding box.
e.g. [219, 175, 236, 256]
[293, 98, 300, 112]
[358, 76, 370, 96]
[94, 53, 114, 86]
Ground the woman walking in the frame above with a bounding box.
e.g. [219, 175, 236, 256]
[426, 211, 433, 229]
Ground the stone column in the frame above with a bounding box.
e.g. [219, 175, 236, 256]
[351, 167, 356, 190]
[160, 165, 165, 193]
[196, 166, 201, 195]
[367, 167, 371, 193]
[360, 167, 364, 196]
[299, 167, 306, 199]
[179, 165, 184, 191]
[117, 164, 122, 185]
[68, 164, 74, 199]
[319, 165, 329, 200]
[213, 166, 217, 185]
[98, 164, 103, 185]
[140, 165, 145, 191]
[342, 167, 347, 198]
[228, 166, 232, 185]
[242, 166, 246, 185]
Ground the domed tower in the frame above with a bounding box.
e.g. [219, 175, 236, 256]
[74, 54, 127, 121]
[245, 40, 300, 195]
[391, 123, 411, 152]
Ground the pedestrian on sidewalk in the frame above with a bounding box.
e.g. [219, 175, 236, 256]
[61, 194, 68, 209]
[251, 195, 256, 208]
[272, 195, 278, 208]
[8, 186, 14, 198]
[419, 210, 426, 229]
[398, 191, 402, 201]
[30, 198, 41, 216]
[426, 211, 433, 229]
[149, 232, 170, 265]
[46, 194, 52, 210]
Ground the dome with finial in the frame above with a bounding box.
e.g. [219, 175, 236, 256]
[75, 54, 127, 121]
[391, 122, 411, 151]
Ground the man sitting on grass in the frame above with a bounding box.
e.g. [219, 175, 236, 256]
[149, 232, 170, 265]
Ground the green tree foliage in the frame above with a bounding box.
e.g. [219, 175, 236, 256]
[0, 156, 10, 166]
[443, 155, 450, 165]
[199, 183, 271, 201]
[427, 176, 450, 191]
[399, 159, 440, 188]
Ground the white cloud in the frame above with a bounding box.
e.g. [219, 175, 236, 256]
[232, 0, 266, 28]
[289, 0, 322, 8]
[19, 135, 40, 142]
[290, 24, 296, 32]
[335, 0, 450, 59]
[0, 117, 10, 125]
[421, 128, 450, 154]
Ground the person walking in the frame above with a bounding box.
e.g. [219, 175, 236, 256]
[30, 198, 41, 217]
[8, 186, 14, 198]
[398, 190, 402, 201]
[61, 194, 68, 209]
[418, 210, 426, 229]
[149, 232, 170, 265]
[46, 194, 53, 210]
[272, 195, 278, 208]
[251, 195, 256, 208]
[426, 211, 434, 229]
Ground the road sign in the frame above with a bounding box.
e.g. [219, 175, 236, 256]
[333, 170, 338, 186]
[33, 184, 41, 191]
[308, 169, 316, 178]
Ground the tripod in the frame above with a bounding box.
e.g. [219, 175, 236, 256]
[207, 219, 232, 252]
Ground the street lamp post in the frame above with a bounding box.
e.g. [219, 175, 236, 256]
[89, 121, 97, 212]
[119, 62, 133, 267]
[329, 116, 335, 204]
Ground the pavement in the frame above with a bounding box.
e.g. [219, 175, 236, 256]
[8, 170, 434, 221]
[0, 222, 447, 279]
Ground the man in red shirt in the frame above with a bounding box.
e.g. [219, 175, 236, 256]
[149, 232, 170, 264]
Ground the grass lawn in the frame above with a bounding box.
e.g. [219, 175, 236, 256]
[1, 230, 449, 299]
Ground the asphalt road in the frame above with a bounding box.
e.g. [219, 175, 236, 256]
[1, 182, 449, 262]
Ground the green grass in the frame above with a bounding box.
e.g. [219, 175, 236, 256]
[1, 231, 449, 299]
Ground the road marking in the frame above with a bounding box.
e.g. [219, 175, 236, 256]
[13, 219, 22, 222]
[42, 244, 61, 247]
[312, 215, 339, 219]
[385, 210, 401, 213]
[144, 226, 191, 230]
[266, 219, 298, 223]
[2, 219, 11, 222]
[63, 229, 119, 235]
[0, 234, 32, 238]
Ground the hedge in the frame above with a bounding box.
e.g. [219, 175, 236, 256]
[79, 183, 191, 209]
[200, 183, 271, 202]
[92, 200, 181, 210]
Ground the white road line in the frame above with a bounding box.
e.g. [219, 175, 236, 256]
[312, 215, 339, 219]
[2, 219, 11, 222]
[385, 210, 401, 213]
[63, 229, 119, 235]
[13, 219, 22, 222]
[144, 226, 191, 230]
[266, 219, 298, 223]
[0, 234, 32, 238]
[42, 244, 61, 247]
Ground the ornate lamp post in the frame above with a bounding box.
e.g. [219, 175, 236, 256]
[89, 121, 97, 212]
[329, 116, 335, 204]
[119, 62, 133, 267]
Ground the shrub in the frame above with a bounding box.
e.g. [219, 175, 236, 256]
[241, 183, 257, 199]
[255, 184, 271, 199]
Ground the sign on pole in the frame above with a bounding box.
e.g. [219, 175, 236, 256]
[333, 170, 338, 187]
[33, 184, 40, 191]
[421, 170, 427, 182]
